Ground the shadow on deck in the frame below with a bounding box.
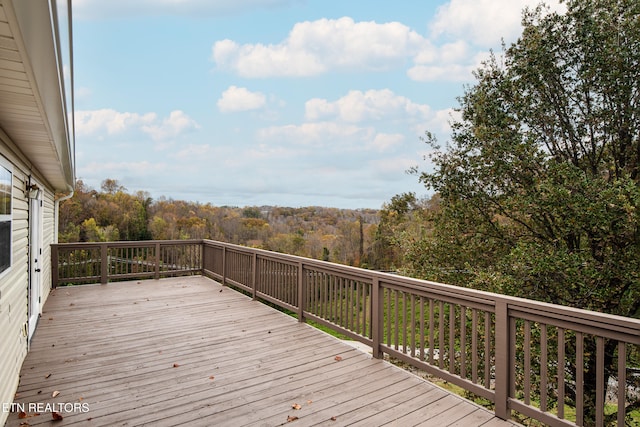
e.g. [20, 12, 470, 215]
[5, 276, 518, 427]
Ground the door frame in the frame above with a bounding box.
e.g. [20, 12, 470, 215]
[28, 182, 43, 341]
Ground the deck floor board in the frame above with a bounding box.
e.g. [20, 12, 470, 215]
[5, 276, 519, 427]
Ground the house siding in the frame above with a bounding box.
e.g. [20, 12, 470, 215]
[41, 188, 54, 305]
[0, 142, 55, 424]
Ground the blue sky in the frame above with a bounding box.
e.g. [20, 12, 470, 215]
[72, 0, 562, 209]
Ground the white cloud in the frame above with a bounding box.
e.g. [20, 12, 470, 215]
[258, 122, 371, 146]
[141, 110, 200, 141]
[305, 89, 431, 123]
[430, 108, 460, 132]
[212, 17, 430, 78]
[369, 156, 418, 179]
[210, 13, 517, 83]
[407, 107, 460, 143]
[408, 51, 492, 82]
[175, 144, 212, 159]
[76, 109, 199, 141]
[403, 0, 566, 82]
[217, 86, 267, 113]
[371, 133, 404, 152]
[256, 121, 408, 157]
[78, 160, 167, 177]
[430, 0, 566, 47]
[75, 109, 156, 135]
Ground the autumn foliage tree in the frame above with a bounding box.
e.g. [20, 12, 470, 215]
[406, 0, 640, 423]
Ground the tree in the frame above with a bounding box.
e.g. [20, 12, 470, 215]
[100, 178, 125, 195]
[410, 0, 640, 424]
[58, 180, 98, 242]
[369, 192, 432, 271]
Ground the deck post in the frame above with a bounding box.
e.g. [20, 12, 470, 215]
[371, 276, 382, 359]
[222, 246, 226, 286]
[51, 244, 59, 288]
[154, 242, 161, 280]
[297, 261, 305, 322]
[251, 252, 257, 300]
[494, 299, 510, 420]
[100, 243, 108, 284]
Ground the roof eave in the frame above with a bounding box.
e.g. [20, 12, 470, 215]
[2, 0, 75, 191]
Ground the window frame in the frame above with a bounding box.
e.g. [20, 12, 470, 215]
[0, 155, 12, 278]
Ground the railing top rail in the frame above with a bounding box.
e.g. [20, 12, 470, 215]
[52, 239, 204, 249]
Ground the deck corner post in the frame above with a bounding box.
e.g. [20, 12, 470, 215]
[371, 276, 383, 359]
[100, 243, 108, 284]
[494, 299, 510, 420]
[297, 261, 305, 323]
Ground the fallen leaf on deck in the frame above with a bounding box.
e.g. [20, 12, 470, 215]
[52, 412, 63, 421]
[52, 390, 60, 398]
[287, 415, 299, 422]
[307, 400, 312, 404]
[209, 376, 215, 380]
[173, 363, 180, 368]
[19, 422, 30, 427]
[291, 403, 301, 410]
[17, 412, 39, 419]
[330, 416, 337, 421]
[334, 356, 342, 361]
[69, 303, 74, 306]
[45, 373, 51, 379]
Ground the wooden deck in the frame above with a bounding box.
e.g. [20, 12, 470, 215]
[5, 276, 519, 427]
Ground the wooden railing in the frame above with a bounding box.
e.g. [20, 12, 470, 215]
[52, 240, 640, 426]
[52, 240, 202, 286]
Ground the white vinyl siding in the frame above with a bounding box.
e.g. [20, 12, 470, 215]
[0, 147, 56, 425]
[41, 187, 54, 305]
[0, 158, 28, 423]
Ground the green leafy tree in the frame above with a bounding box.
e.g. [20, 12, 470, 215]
[369, 192, 434, 271]
[409, 0, 640, 424]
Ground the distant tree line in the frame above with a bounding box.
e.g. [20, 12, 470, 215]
[58, 179, 391, 267]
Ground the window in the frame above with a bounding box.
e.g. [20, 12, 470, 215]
[0, 159, 11, 275]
